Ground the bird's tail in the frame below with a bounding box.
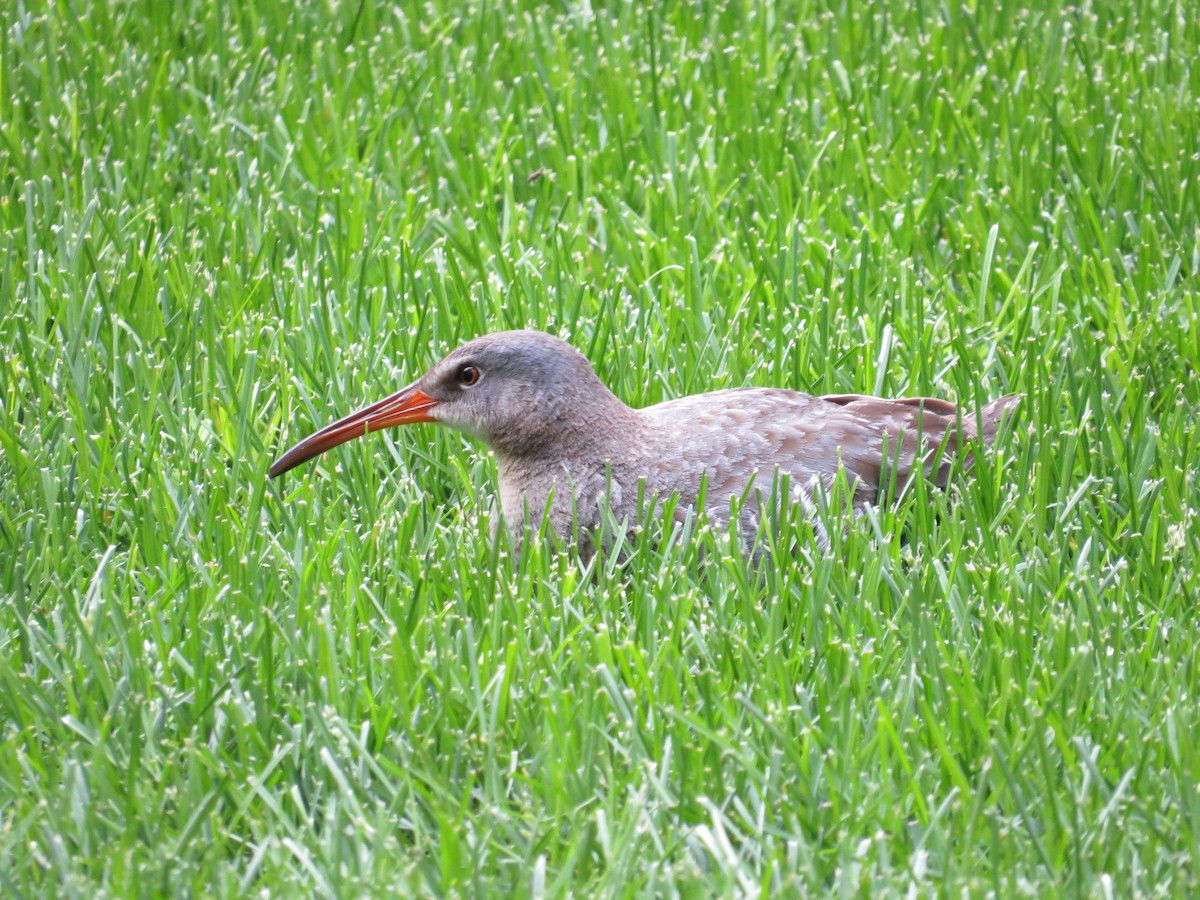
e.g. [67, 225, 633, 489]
[970, 394, 1022, 445]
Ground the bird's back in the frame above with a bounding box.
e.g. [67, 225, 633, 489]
[631, 387, 1017, 533]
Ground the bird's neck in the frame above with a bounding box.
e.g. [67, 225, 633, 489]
[488, 375, 642, 461]
[492, 393, 645, 538]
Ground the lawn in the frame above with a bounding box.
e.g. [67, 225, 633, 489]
[2, 0, 1199, 894]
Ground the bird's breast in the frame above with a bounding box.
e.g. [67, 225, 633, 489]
[496, 453, 632, 540]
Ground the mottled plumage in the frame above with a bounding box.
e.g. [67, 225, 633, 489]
[270, 330, 1018, 551]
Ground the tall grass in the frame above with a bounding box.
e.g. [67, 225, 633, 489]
[1, 0, 1198, 893]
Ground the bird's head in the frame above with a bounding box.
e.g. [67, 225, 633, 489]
[268, 329, 622, 478]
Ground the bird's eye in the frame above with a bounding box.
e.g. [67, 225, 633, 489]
[457, 365, 481, 386]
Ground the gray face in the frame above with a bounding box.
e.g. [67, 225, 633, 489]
[417, 330, 615, 458]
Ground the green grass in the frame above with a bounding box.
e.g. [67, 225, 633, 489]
[2, 0, 1199, 893]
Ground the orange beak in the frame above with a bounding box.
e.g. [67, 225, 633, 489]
[268, 382, 439, 478]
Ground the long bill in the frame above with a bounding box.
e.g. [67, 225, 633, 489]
[268, 382, 439, 478]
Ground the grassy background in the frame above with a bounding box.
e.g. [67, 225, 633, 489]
[2, 0, 1199, 893]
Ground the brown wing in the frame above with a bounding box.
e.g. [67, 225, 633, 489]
[638, 388, 1020, 528]
[820, 394, 1019, 439]
[819, 393, 1020, 495]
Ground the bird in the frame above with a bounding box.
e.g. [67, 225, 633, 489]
[269, 329, 1018, 552]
